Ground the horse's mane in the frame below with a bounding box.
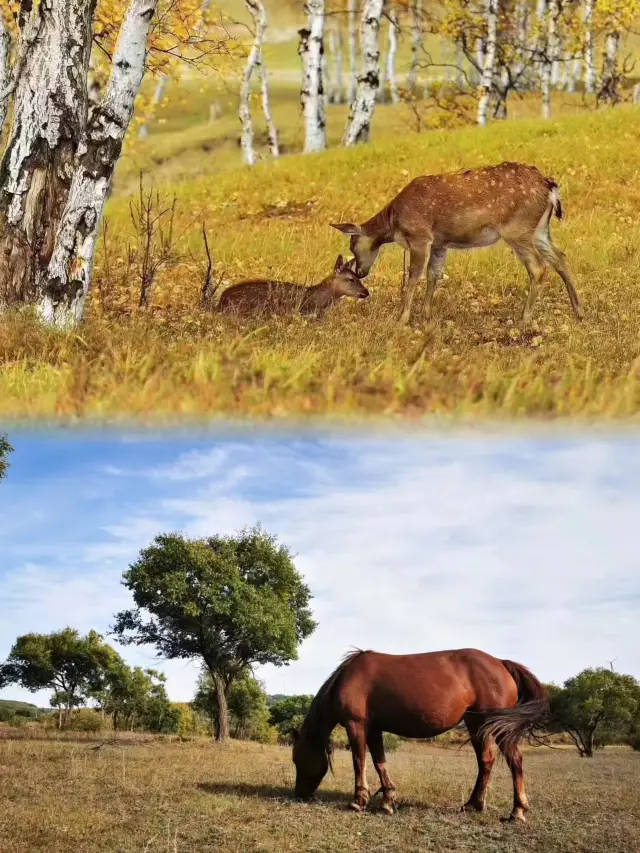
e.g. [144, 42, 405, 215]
[299, 648, 366, 772]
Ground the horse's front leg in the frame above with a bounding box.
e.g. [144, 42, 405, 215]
[345, 720, 370, 812]
[367, 728, 397, 815]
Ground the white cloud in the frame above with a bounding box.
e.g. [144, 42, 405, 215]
[1, 437, 639, 709]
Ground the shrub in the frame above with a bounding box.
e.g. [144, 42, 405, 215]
[69, 709, 104, 733]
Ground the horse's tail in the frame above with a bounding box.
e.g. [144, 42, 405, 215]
[299, 648, 366, 772]
[476, 660, 549, 754]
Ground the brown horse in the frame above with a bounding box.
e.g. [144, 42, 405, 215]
[292, 648, 548, 822]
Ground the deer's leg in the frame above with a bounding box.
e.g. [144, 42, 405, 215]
[367, 728, 397, 815]
[496, 738, 529, 823]
[399, 240, 431, 325]
[535, 230, 584, 320]
[424, 247, 448, 321]
[507, 240, 547, 325]
[345, 719, 370, 812]
[461, 716, 496, 813]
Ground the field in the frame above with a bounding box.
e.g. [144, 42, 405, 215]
[0, 735, 638, 853]
[2, 26, 640, 421]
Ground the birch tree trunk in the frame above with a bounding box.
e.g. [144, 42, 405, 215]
[299, 0, 327, 152]
[240, 0, 279, 166]
[39, 0, 159, 327]
[583, 0, 596, 93]
[385, 8, 399, 104]
[327, 24, 345, 103]
[477, 0, 499, 127]
[239, 30, 259, 165]
[347, 0, 358, 103]
[0, 0, 97, 315]
[0, 14, 11, 134]
[600, 30, 620, 103]
[541, 0, 558, 119]
[408, 0, 423, 93]
[343, 0, 384, 146]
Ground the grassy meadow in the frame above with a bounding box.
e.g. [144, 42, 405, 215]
[0, 735, 638, 853]
[2, 25, 640, 421]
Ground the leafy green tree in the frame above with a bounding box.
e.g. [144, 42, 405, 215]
[268, 694, 313, 740]
[0, 434, 13, 482]
[112, 526, 316, 742]
[550, 668, 640, 757]
[0, 629, 117, 729]
[195, 670, 272, 741]
[94, 661, 174, 733]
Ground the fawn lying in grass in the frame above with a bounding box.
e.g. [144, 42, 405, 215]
[217, 255, 370, 317]
[332, 162, 583, 326]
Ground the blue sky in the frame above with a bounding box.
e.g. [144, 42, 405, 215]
[1, 429, 639, 707]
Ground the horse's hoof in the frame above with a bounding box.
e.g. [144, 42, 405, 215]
[379, 802, 394, 816]
[348, 801, 363, 813]
[502, 810, 527, 824]
[461, 802, 484, 814]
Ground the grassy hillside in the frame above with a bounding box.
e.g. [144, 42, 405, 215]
[2, 100, 640, 422]
[0, 738, 638, 853]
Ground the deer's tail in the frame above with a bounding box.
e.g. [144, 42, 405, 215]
[546, 178, 563, 221]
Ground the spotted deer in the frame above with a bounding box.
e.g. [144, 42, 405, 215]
[217, 255, 370, 317]
[331, 162, 583, 326]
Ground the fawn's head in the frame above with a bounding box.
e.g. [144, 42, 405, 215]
[328, 255, 370, 299]
[331, 223, 379, 279]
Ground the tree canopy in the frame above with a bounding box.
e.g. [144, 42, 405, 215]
[0, 434, 13, 482]
[112, 525, 317, 741]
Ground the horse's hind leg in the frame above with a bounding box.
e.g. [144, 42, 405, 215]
[345, 720, 370, 812]
[496, 739, 529, 823]
[462, 717, 496, 813]
[367, 728, 397, 815]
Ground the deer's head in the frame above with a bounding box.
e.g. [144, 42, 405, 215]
[329, 255, 370, 299]
[330, 224, 380, 280]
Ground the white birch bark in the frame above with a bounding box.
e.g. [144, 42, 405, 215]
[344, 0, 384, 146]
[327, 25, 344, 103]
[347, 0, 358, 103]
[541, 0, 558, 119]
[40, 0, 159, 327]
[601, 30, 620, 102]
[0, 0, 97, 312]
[239, 0, 279, 165]
[408, 0, 423, 93]
[385, 11, 400, 104]
[567, 55, 581, 93]
[514, 0, 528, 79]
[300, 0, 327, 152]
[477, 0, 499, 127]
[583, 0, 596, 93]
[0, 13, 11, 133]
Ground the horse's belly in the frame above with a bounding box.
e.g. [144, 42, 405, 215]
[373, 705, 464, 739]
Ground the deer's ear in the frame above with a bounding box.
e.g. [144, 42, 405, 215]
[334, 254, 345, 272]
[331, 223, 362, 236]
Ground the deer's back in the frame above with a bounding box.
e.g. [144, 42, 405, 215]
[218, 280, 310, 316]
[391, 162, 554, 240]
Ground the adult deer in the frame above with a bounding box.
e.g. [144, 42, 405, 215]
[331, 162, 583, 325]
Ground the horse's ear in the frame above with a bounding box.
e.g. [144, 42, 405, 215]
[291, 727, 300, 743]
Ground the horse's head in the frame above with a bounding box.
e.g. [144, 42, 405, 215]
[292, 727, 331, 800]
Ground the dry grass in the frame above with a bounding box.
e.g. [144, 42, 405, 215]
[0, 737, 638, 853]
[2, 98, 640, 422]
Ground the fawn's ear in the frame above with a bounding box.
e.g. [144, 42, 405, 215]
[334, 254, 345, 272]
[331, 223, 362, 236]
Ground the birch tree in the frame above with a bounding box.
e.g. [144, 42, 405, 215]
[408, 0, 424, 93]
[299, 0, 327, 152]
[0, 0, 227, 328]
[239, 0, 279, 166]
[343, 0, 384, 145]
[583, 0, 596, 92]
[327, 22, 345, 103]
[541, 0, 559, 118]
[477, 0, 499, 126]
[385, 7, 400, 104]
[347, 0, 358, 103]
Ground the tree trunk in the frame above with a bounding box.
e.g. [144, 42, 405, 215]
[385, 8, 400, 105]
[0, 0, 97, 315]
[300, 0, 327, 153]
[583, 0, 596, 93]
[344, 0, 384, 145]
[541, 0, 558, 119]
[600, 30, 620, 104]
[213, 672, 230, 742]
[513, 0, 528, 80]
[477, 0, 499, 127]
[138, 77, 167, 140]
[327, 24, 344, 104]
[347, 0, 358, 104]
[408, 0, 423, 93]
[57, 705, 64, 730]
[0, 13, 11, 133]
[40, 0, 159, 327]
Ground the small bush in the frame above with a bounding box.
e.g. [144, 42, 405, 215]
[69, 709, 104, 733]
